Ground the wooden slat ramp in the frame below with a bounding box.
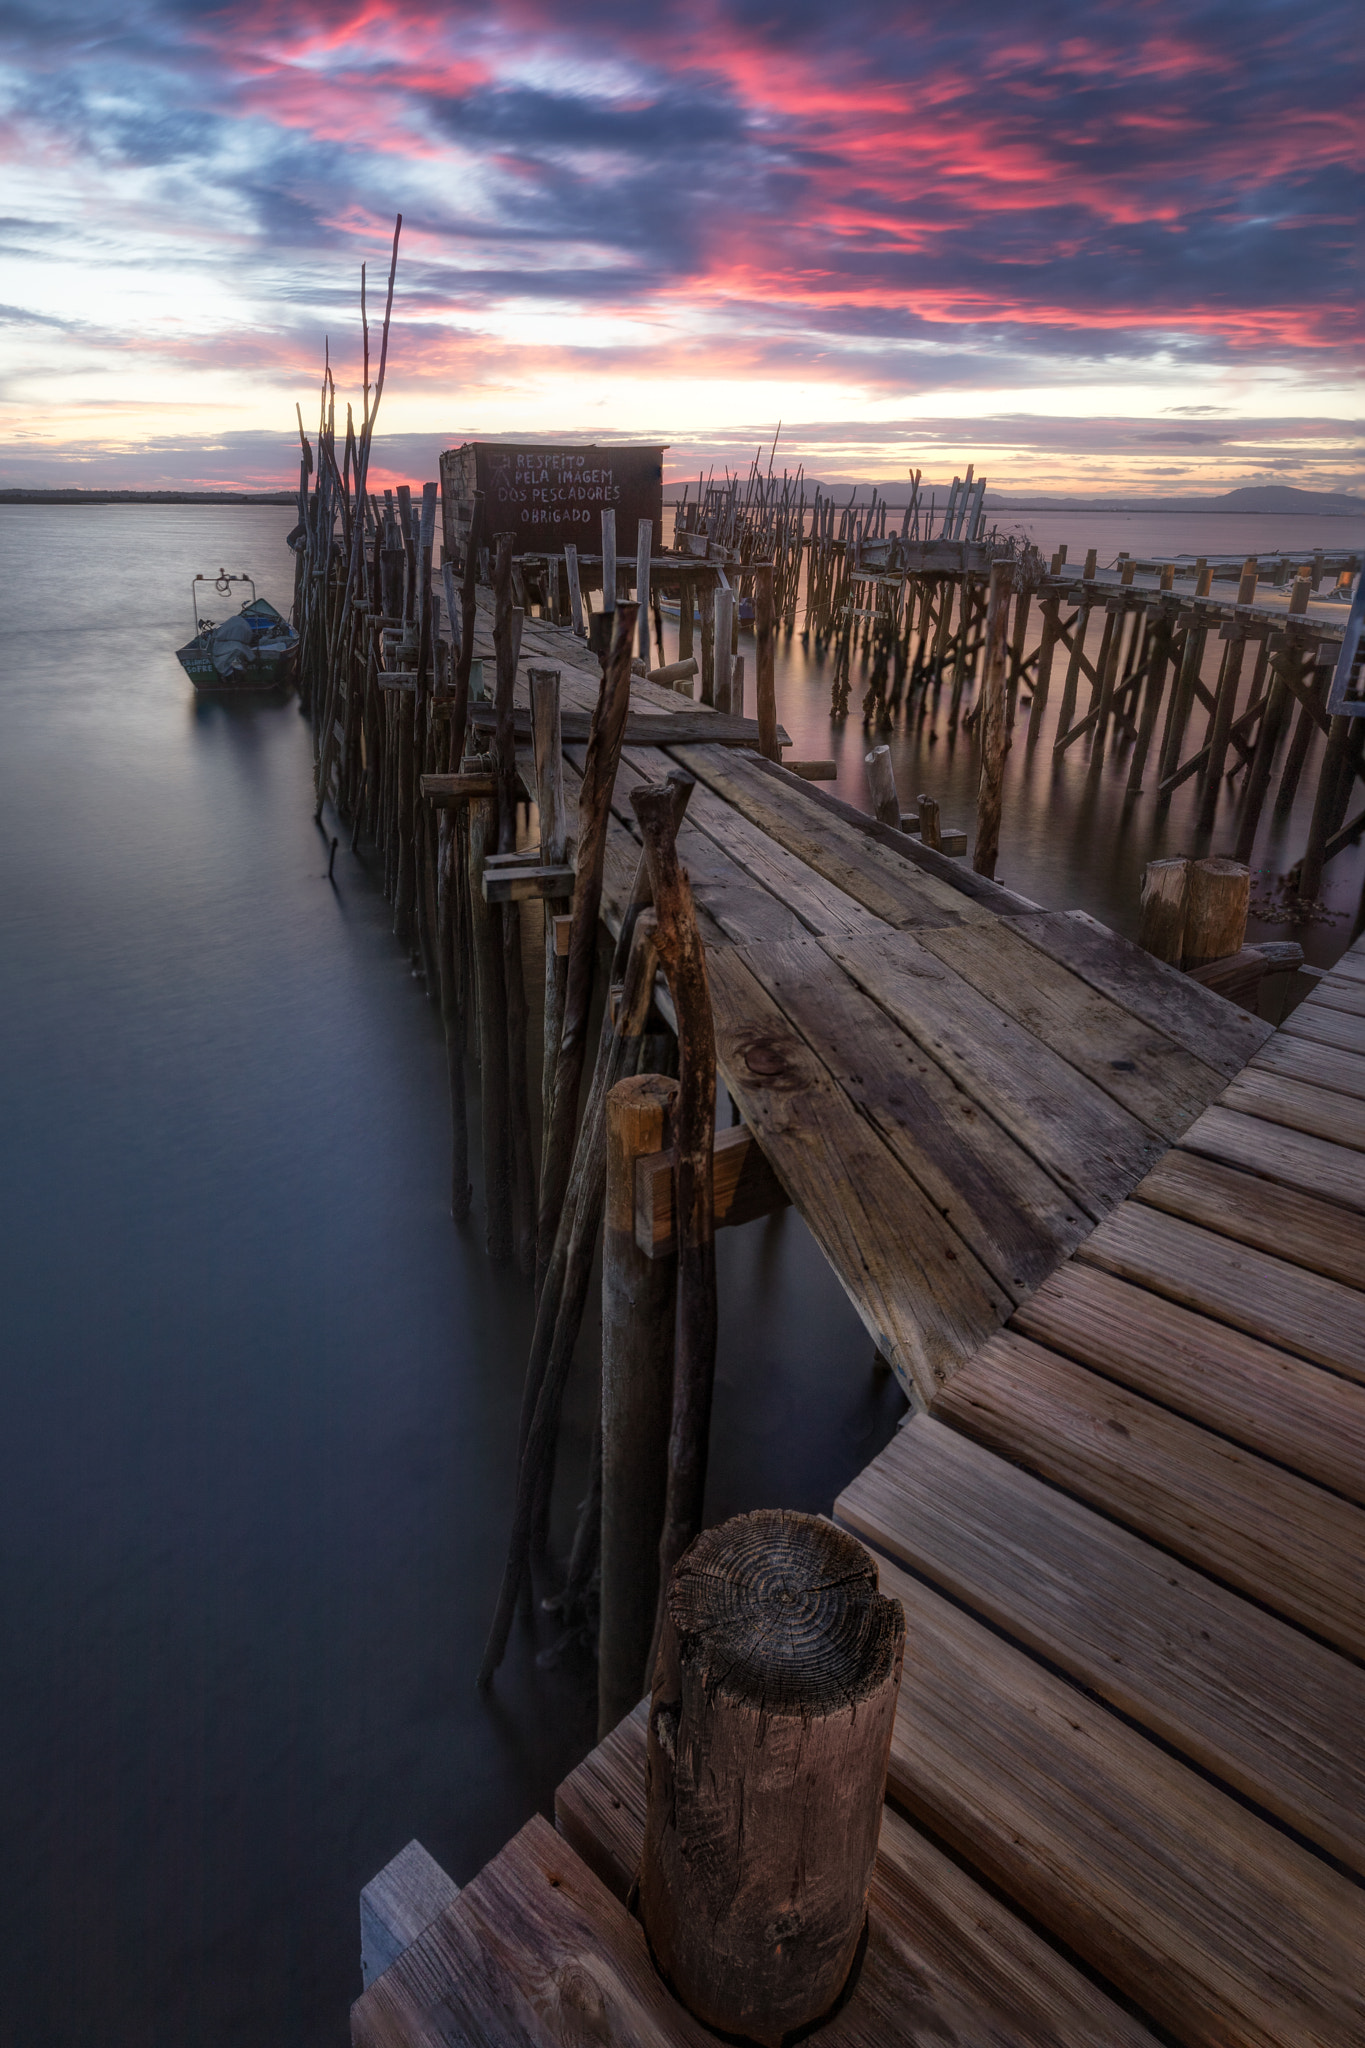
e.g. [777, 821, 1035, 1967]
[352, 613, 1364, 2044]
[836, 932, 1365, 2047]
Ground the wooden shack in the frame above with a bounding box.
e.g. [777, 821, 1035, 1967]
[439, 441, 665, 561]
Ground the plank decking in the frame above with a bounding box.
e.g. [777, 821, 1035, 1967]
[352, 611, 1365, 2046]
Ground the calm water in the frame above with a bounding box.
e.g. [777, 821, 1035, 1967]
[0, 507, 894, 2046]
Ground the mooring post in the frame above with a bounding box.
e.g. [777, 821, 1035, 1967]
[754, 560, 778, 760]
[636, 519, 652, 663]
[467, 796, 512, 1260]
[599, 1071, 678, 1740]
[1137, 856, 1190, 964]
[529, 666, 568, 1161]
[865, 744, 901, 829]
[1183, 856, 1250, 969]
[639, 1510, 905, 2046]
[917, 791, 942, 850]
[713, 582, 734, 714]
[973, 558, 1011, 878]
[698, 578, 716, 706]
[630, 781, 718, 1651]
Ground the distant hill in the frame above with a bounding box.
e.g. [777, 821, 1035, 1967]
[1207, 486, 1365, 516]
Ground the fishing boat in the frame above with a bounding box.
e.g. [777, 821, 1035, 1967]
[175, 571, 299, 690]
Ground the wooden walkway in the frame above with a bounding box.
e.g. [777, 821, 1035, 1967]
[492, 610, 1268, 1406]
[353, 615, 1365, 2045]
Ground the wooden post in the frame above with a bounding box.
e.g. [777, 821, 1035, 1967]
[564, 543, 584, 636]
[754, 560, 778, 761]
[630, 781, 717, 1644]
[599, 1072, 678, 1740]
[1183, 857, 1250, 969]
[493, 539, 536, 1273]
[678, 572, 694, 663]
[601, 508, 617, 614]
[1030, 594, 1060, 729]
[1297, 714, 1351, 901]
[530, 667, 568, 1154]
[973, 559, 1011, 878]
[636, 518, 652, 662]
[713, 583, 734, 714]
[535, 604, 638, 1288]
[699, 578, 716, 707]
[1137, 857, 1190, 965]
[917, 792, 942, 851]
[639, 1510, 905, 2045]
[467, 797, 512, 1260]
[435, 808, 471, 1225]
[1197, 627, 1246, 833]
[865, 744, 900, 829]
[1055, 602, 1089, 742]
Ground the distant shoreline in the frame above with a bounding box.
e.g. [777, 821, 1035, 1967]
[0, 489, 297, 506]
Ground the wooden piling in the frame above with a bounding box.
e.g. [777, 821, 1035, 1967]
[467, 797, 512, 1260]
[918, 791, 942, 851]
[1137, 857, 1190, 965]
[535, 604, 638, 1288]
[493, 539, 536, 1273]
[529, 666, 568, 1156]
[974, 560, 1011, 879]
[599, 1072, 678, 1740]
[1183, 857, 1250, 969]
[639, 1510, 905, 2046]
[753, 561, 778, 762]
[865, 745, 901, 830]
[630, 780, 718, 1649]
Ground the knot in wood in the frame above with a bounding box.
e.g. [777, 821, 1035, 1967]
[735, 1030, 806, 1092]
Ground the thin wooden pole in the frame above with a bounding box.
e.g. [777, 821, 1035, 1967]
[631, 781, 718, 1665]
[753, 560, 778, 761]
[467, 797, 512, 1260]
[479, 905, 662, 1687]
[599, 1072, 678, 1738]
[530, 666, 568, 1167]
[973, 560, 1011, 879]
[534, 605, 639, 1289]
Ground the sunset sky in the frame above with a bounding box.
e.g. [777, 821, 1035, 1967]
[1, 1, 1360, 494]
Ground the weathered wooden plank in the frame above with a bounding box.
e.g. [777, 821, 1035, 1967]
[669, 743, 998, 930]
[1311, 975, 1365, 1017]
[1281, 1001, 1365, 1055]
[1076, 1199, 1365, 1379]
[934, 1333, 1365, 1656]
[823, 931, 1163, 1220]
[876, 1551, 1365, 2048]
[469, 705, 792, 748]
[1220, 1066, 1365, 1152]
[1133, 1145, 1365, 1288]
[556, 1705, 1160, 2048]
[708, 946, 1012, 1404]
[740, 937, 1090, 1299]
[735, 748, 1044, 914]
[580, 740, 808, 949]
[351, 1815, 716, 2047]
[360, 1841, 461, 1992]
[1012, 1257, 1365, 1502]
[916, 920, 1228, 1143]
[1251, 1029, 1365, 1102]
[839, 1416, 1365, 1871]
[1004, 909, 1271, 1077]
[675, 776, 896, 939]
[1179, 1102, 1365, 1214]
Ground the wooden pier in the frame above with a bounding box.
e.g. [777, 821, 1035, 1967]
[346, 601, 1364, 2047]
